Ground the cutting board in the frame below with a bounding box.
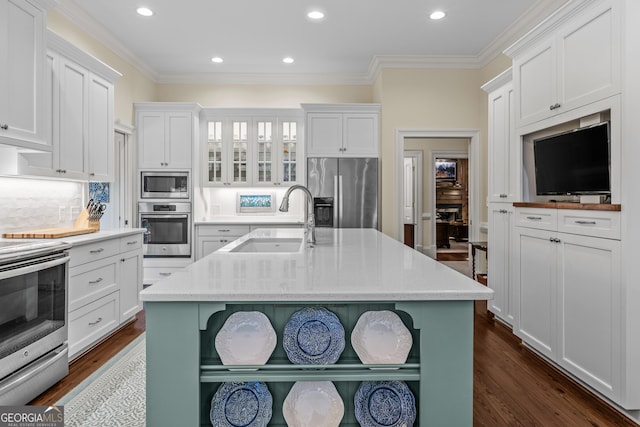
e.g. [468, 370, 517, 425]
[2, 227, 97, 239]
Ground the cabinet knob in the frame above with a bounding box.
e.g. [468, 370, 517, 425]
[89, 172, 95, 177]
[0, 124, 8, 130]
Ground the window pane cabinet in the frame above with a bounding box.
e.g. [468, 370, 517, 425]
[202, 109, 302, 187]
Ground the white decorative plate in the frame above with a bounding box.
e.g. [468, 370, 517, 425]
[351, 310, 413, 365]
[282, 381, 344, 427]
[214, 311, 276, 366]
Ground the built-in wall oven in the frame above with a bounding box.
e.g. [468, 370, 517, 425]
[141, 171, 189, 199]
[0, 241, 70, 405]
[139, 202, 191, 258]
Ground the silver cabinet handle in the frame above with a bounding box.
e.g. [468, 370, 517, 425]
[499, 209, 508, 214]
[526, 216, 542, 221]
[127, 240, 138, 245]
[549, 103, 561, 110]
[89, 172, 95, 177]
[88, 277, 103, 284]
[549, 237, 561, 243]
[0, 124, 8, 130]
[89, 317, 103, 326]
[159, 272, 172, 277]
[499, 194, 507, 198]
[89, 248, 104, 254]
[575, 220, 597, 225]
[218, 229, 231, 232]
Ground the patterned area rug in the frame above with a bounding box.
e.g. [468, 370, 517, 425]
[56, 334, 146, 427]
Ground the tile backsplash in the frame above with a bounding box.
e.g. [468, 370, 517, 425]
[0, 177, 84, 234]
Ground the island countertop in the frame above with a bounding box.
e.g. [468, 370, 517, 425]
[140, 228, 493, 302]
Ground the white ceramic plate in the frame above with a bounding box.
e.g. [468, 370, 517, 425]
[351, 310, 413, 365]
[214, 311, 276, 366]
[283, 381, 344, 427]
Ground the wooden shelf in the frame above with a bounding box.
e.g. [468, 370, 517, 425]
[513, 202, 621, 211]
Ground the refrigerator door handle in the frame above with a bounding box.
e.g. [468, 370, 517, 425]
[333, 176, 339, 227]
[338, 175, 343, 226]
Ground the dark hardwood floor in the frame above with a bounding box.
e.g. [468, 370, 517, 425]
[30, 308, 635, 426]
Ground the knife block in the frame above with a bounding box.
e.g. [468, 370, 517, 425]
[73, 208, 100, 231]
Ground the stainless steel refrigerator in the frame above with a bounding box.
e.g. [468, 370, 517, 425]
[307, 157, 379, 229]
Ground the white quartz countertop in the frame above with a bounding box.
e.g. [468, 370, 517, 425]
[140, 228, 493, 302]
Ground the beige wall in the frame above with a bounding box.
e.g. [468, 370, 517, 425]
[404, 138, 469, 246]
[47, 11, 157, 126]
[156, 84, 373, 107]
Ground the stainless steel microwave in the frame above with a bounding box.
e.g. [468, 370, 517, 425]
[141, 171, 189, 199]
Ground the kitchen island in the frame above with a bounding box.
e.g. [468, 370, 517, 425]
[140, 228, 492, 426]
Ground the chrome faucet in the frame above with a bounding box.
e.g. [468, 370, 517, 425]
[279, 184, 316, 244]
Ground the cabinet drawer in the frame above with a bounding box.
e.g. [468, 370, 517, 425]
[120, 234, 143, 252]
[196, 225, 250, 237]
[69, 258, 118, 311]
[515, 208, 557, 230]
[558, 210, 620, 240]
[69, 238, 119, 267]
[69, 291, 120, 359]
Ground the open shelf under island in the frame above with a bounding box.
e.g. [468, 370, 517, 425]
[140, 228, 493, 426]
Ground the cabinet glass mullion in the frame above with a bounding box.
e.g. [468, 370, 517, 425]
[281, 121, 297, 183]
[207, 121, 224, 184]
[232, 120, 249, 184]
[256, 120, 273, 184]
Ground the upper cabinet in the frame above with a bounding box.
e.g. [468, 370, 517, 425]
[303, 104, 380, 157]
[136, 104, 200, 169]
[482, 69, 517, 203]
[202, 109, 303, 187]
[18, 30, 120, 181]
[0, 0, 57, 149]
[506, 0, 620, 128]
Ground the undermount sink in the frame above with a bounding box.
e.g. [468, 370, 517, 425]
[230, 238, 304, 253]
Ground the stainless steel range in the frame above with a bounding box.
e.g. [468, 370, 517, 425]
[0, 240, 70, 405]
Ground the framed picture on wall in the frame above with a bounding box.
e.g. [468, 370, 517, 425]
[435, 160, 456, 181]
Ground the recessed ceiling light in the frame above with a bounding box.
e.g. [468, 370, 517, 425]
[307, 10, 325, 20]
[282, 57, 295, 64]
[430, 10, 446, 20]
[211, 57, 223, 64]
[136, 7, 154, 17]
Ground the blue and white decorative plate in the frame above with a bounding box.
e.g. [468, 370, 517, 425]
[210, 382, 272, 427]
[354, 381, 416, 427]
[283, 307, 345, 365]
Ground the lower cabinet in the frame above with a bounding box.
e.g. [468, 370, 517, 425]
[487, 203, 513, 325]
[67, 232, 143, 360]
[195, 225, 250, 260]
[513, 207, 621, 403]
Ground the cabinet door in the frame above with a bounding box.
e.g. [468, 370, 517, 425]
[88, 73, 114, 181]
[229, 119, 251, 185]
[0, 0, 46, 147]
[514, 226, 557, 359]
[166, 111, 192, 168]
[279, 119, 300, 184]
[342, 113, 379, 157]
[197, 238, 231, 260]
[557, 233, 620, 400]
[119, 250, 143, 321]
[138, 111, 166, 168]
[487, 204, 513, 325]
[558, 1, 619, 113]
[204, 120, 227, 185]
[488, 83, 516, 202]
[253, 118, 276, 185]
[306, 113, 342, 156]
[515, 38, 556, 127]
[58, 57, 88, 179]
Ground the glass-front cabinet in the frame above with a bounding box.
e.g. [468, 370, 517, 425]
[203, 109, 302, 187]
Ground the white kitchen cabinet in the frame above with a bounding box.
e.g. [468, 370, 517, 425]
[18, 31, 119, 181]
[67, 231, 144, 360]
[487, 203, 514, 326]
[195, 224, 250, 259]
[303, 104, 380, 157]
[137, 104, 199, 169]
[513, 206, 621, 402]
[202, 109, 303, 187]
[0, 0, 55, 149]
[508, 0, 620, 128]
[483, 70, 517, 203]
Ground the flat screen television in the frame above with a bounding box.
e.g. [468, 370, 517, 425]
[533, 121, 610, 196]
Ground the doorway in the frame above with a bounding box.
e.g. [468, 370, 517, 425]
[395, 129, 480, 260]
[403, 151, 423, 249]
[114, 124, 135, 229]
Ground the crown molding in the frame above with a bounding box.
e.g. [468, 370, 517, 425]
[481, 68, 513, 93]
[53, 0, 159, 81]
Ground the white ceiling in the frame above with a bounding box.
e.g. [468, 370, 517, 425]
[55, 0, 568, 84]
